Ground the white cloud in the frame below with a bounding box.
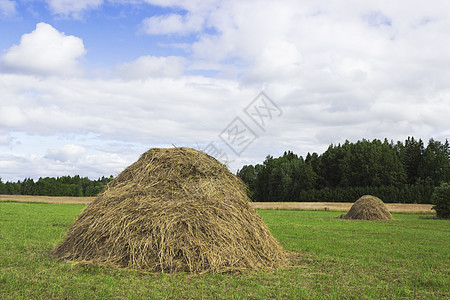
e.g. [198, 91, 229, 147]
[118, 55, 185, 79]
[0, 0, 16, 16]
[142, 0, 217, 12]
[45, 0, 215, 19]
[0, 148, 133, 181]
[0, 132, 13, 146]
[1, 22, 86, 76]
[166, 0, 450, 88]
[0, 68, 448, 180]
[140, 0, 223, 35]
[242, 41, 303, 83]
[45, 144, 87, 162]
[0, 73, 253, 143]
[142, 13, 204, 35]
[45, 0, 103, 18]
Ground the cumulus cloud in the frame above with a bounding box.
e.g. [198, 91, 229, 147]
[155, 0, 450, 89]
[0, 0, 16, 16]
[118, 55, 185, 79]
[1, 22, 86, 76]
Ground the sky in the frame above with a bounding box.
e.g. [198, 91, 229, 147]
[0, 0, 449, 182]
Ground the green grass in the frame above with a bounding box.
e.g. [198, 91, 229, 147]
[0, 202, 448, 299]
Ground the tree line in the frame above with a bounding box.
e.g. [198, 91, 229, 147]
[237, 137, 450, 203]
[0, 175, 114, 197]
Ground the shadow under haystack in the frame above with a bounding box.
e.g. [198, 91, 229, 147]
[337, 195, 393, 220]
[51, 147, 287, 273]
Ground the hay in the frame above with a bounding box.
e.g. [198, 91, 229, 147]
[51, 147, 288, 273]
[337, 195, 393, 220]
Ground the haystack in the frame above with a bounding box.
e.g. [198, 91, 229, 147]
[337, 195, 393, 220]
[51, 147, 287, 273]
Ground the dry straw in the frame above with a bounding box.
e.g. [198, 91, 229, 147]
[51, 147, 288, 273]
[337, 195, 393, 220]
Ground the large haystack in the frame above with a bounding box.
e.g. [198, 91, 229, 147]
[51, 147, 287, 273]
[337, 195, 393, 220]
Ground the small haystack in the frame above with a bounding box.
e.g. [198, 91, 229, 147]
[51, 147, 287, 273]
[337, 195, 393, 220]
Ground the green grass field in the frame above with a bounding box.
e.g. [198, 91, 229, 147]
[0, 201, 448, 299]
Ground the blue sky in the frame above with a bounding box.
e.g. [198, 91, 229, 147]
[0, 2, 191, 67]
[1, 0, 449, 181]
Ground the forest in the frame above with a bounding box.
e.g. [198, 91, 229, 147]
[237, 137, 449, 203]
[0, 175, 113, 197]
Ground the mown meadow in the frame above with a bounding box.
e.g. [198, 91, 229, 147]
[0, 201, 448, 299]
